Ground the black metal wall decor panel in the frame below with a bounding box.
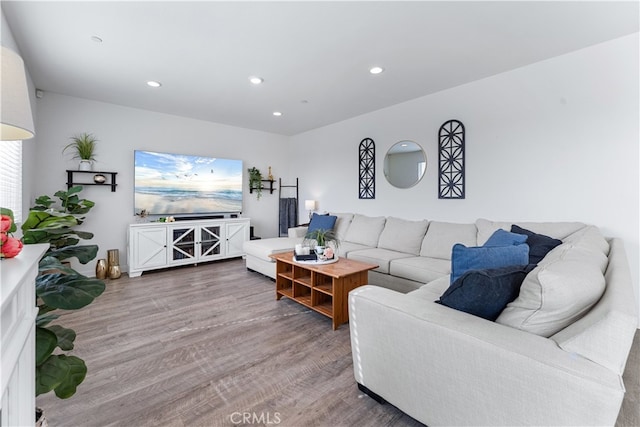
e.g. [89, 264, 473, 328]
[359, 137, 375, 199]
[438, 120, 465, 199]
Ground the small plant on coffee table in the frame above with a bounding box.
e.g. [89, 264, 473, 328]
[304, 228, 339, 250]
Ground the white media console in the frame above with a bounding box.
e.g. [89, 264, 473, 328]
[128, 217, 250, 277]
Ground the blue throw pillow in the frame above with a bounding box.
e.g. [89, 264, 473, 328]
[450, 243, 530, 284]
[437, 264, 536, 321]
[511, 225, 562, 264]
[307, 213, 337, 233]
[484, 229, 528, 247]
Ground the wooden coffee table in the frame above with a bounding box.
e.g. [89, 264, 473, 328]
[270, 251, 378, 329]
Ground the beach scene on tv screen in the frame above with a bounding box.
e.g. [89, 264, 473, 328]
[135, 150, 243, 215]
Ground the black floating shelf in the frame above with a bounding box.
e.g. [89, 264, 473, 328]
[66, 170, 118, 192]
[249, 179, 276, 194]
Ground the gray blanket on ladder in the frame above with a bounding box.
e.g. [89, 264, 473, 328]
[279, 198, 298, 236]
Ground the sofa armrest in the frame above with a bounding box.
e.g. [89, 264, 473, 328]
[288, 226, 308, 238]
[348, 285, 625, 427]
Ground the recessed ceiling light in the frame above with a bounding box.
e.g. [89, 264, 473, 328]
[147, 81, 162, 88]
[91, 36, 103, 43]
[369, 66, 384, 75]
[249, 76, 264, 85]
[273, 111, 282, 117]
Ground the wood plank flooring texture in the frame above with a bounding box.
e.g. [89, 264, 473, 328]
[37, 258, 640, 427]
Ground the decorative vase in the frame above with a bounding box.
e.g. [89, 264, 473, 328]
[107, 249, 121, 279]
[93, 174, 106, 184]
[107, 249, 119, 267]
[108, 265, 121, 279]
[95, 259, 107, 279]
[79, 160, 93, 171]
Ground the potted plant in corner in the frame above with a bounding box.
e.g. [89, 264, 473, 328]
[62, 132, 98, 171]
[248, 167, 263, 199]
[304, 228, 339, 259]
[21, 186, 105, 425]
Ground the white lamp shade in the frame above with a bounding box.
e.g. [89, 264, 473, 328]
[1, 46, 35, 140]
[305, 200, 316, 210]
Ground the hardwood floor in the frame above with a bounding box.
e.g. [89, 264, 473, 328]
[37, 258, 639, 427]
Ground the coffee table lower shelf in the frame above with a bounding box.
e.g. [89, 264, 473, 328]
[271, 252, 378, 330]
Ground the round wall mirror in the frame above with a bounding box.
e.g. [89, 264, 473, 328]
[383, 140, 427, 188]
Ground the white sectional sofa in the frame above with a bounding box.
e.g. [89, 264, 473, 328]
[243, 213, 638, 425]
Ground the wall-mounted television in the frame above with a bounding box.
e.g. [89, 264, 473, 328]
[134, 150, 243, 216]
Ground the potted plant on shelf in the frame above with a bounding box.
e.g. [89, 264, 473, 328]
[248, 167, 263, 199]
[304, 228, 339, 258]
[62, 132, 98, 171]
[21, 186, 105, 424]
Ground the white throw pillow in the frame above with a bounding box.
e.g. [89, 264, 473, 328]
[496, 258, 605, 337]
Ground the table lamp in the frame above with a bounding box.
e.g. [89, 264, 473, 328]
[305, 200, 316, 220]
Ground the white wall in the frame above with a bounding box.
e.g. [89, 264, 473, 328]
[25, 31, 640, 319]
[289, 34, 640, 317]
[33, 93, 289, 275]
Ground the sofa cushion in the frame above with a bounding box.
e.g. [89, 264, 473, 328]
[563, 225, 610, 256]
[496, 258, 606, 337]
[330, 212, 354, 242]
[307, 213, 337, 233]
[389, 256, 451, 284]
[450, 243, 530, 284]
[378, 217, 429, 255]
[511, 225, 562, 264]
[437, 264, 536, 321]
[347, 248, 413, 274]
[336, 241, 371, 258]
[541, 243, 609, 273]
[475, 218, 586, 246]
[484, 229, 528, 247]
[549, 238, 637, 375]
[243, 237, 302, 262]
[420, 221, 477, 260]
[343, 214, 386, 247]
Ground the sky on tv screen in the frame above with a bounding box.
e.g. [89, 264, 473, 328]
[134, 150, 243, 215]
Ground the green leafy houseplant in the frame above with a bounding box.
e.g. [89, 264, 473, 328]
[62, 132, 98, 161]
[22, 186, 105, 399]
[304, 228, 339, 249]
[248, 167, 263, 199]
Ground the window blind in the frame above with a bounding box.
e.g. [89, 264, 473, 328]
[0, 141, 23, 222]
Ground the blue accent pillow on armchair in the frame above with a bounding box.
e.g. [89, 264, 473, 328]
[437, 264, 536, 321]
[307, 213, 337, 233]
[450, 243, 530, 284]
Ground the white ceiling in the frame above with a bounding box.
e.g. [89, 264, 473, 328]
[2, 1, 638, 136]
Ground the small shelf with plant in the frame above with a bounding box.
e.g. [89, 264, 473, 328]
[248, 167, 276, 198]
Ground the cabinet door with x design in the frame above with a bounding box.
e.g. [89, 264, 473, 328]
[169, 223, 222, 265]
